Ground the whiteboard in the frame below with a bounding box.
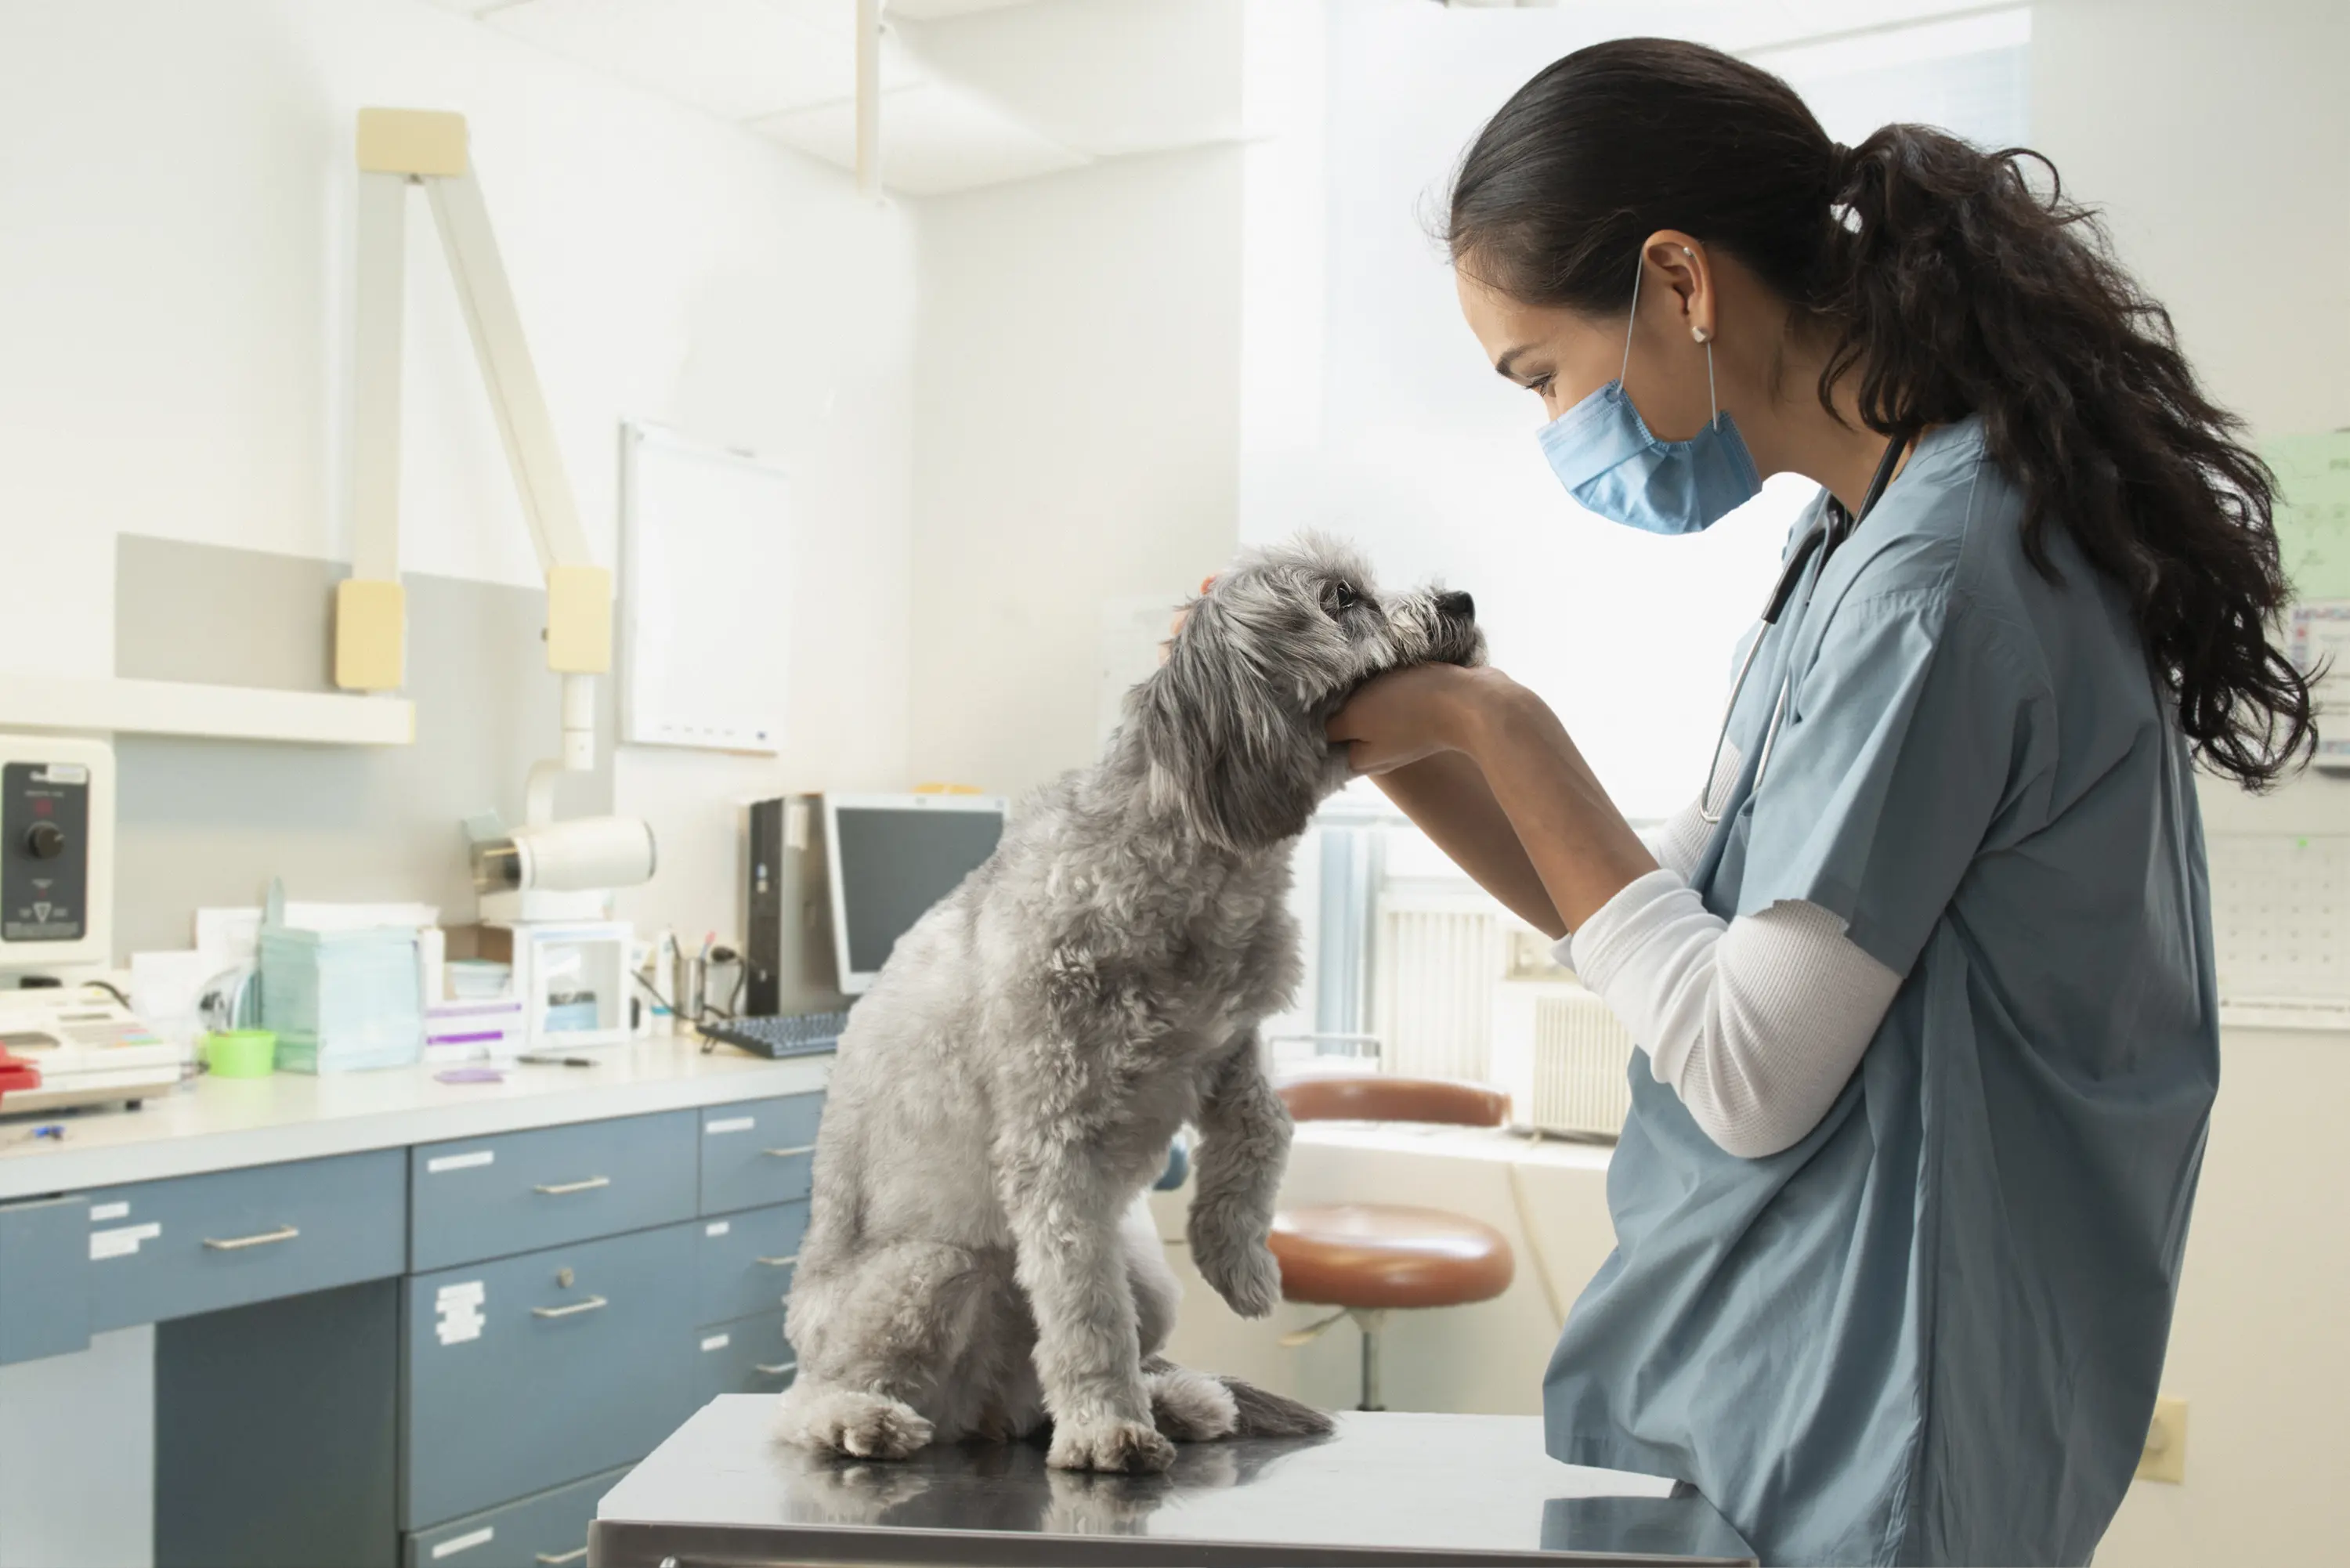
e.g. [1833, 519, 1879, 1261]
[618, 422, 791, 753]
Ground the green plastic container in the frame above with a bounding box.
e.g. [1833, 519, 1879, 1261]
[203, 1029, 277, 1078]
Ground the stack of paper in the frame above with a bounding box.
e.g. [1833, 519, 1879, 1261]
[260, 925, 426, 1073]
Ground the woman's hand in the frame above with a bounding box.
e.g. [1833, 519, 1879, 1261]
[1327, 663, 1520, 775]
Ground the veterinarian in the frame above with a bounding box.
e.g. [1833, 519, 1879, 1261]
[1322, 38, 2303, 1568]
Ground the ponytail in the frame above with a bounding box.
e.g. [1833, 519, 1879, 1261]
[1449, 39, 2313, 787]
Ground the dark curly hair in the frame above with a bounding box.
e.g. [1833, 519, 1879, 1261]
[1448, 38, 2312, 787]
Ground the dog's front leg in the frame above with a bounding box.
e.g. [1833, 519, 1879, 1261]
[1186, 1028, 1289, 1319]
[1000, 1135, 1178, 1474]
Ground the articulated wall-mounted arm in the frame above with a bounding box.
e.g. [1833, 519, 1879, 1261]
[342, 109, 610, 825]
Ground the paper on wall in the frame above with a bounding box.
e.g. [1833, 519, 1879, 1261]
[2289, 601, 2350, 770]
[2269, 431, 2350, 601]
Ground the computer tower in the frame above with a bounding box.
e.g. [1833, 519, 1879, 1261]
[745, 795, 849, 1017]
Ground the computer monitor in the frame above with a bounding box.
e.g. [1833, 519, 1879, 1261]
[822, 793, 1007, 995]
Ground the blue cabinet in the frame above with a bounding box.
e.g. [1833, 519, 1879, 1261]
[694, 1201, 805, 1328]
[87, 1150, 407, 1331]
[402, 1220, 698, 1530]
[694, 1310, 794, 1406]
[698, 1093, 822, 1215]
[402, 1464, 628, 1568]
[409, 1111, 698, 1272]
[0, 1194, 90, 1364]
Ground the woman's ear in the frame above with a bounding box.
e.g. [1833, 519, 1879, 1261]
[1643, 229, 1713, 341]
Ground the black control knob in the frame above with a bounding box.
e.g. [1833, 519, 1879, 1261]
[24, 822, 64, 861]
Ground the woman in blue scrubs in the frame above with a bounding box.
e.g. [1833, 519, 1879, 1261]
[1325, 38, 2311, 1567]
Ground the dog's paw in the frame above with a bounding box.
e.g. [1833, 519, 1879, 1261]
[1047, 1415, 1177, 1474]
[1199, 1240, 1283, 1320]
[779, 1386, 935, 1461]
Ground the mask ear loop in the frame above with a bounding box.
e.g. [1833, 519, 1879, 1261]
[1625, 247, 1721, 428]
[1618, 257, 1643, 385]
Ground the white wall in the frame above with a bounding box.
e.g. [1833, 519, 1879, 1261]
[0, 0, 918, 949]
[907, 144, 1246, 797]
[2028, 3, 2350, 1562]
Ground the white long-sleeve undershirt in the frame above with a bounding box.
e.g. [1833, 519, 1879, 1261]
[1560, 748, 1901, 1158]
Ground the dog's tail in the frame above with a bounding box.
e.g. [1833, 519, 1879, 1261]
[1213, 1374, 1336, 1438]
[1143, 1357, 1334, 1440]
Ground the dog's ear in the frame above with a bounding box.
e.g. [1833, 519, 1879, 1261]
[1133, 595, 1320, 852]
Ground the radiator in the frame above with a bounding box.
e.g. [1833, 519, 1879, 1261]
[1370, 892, 1506, 1081]
[1525, 985, 1636, 1139]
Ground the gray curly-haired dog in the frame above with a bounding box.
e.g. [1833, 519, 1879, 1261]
[777, 535, 1483, 1474]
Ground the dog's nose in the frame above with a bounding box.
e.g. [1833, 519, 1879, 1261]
[1437, 590, 1475, 621]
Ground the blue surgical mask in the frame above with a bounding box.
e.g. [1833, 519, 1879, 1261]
[1536, 258, 1762, 534]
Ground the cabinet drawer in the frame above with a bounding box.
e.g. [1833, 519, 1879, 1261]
[403, 1221, 696, 1530]
[695, 1310, 795, 1406]
[694, 1202, 805, 1328]
[698, 1093, 823, 1216]
[0, 1195, 90, 1364]
[403, 1464, 629, 1568]
[87, 1151, 405, 1332]
[410, 1111, 697, 1272]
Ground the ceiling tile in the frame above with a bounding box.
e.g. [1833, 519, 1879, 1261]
[754, 80, 1088, 196]
[885, 0, 1039, 17]
[486, 0, 919, 120]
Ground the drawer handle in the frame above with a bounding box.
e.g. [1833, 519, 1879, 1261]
[532, 1176, 612, 1195]
[761, 1144, 816, 1159]
[530, 1295, 609, 1320]
[202, 1224, 299, 1252]
[755, 1360, 797, 1376]
[755, 1253, 800, 1268]
[534, 1550, 588, 1565]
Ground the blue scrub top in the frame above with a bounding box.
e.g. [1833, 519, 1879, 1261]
[1542, 417, 2218, 1567]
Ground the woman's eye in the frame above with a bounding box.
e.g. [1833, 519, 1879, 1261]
[1332, 584, 1360, 613]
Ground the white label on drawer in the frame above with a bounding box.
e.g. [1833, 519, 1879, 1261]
[705, 1219, 731, 1237]
[89, 1223, 160, 1260]
[426, 1150, 495, 1174]
[89, 1201, 130, 1222]
[429, 1526, 495, 1559]
[705, 1115, 755, 1135]
[701, 1332, 731, 1352]
[435, 1280, 486, 1345]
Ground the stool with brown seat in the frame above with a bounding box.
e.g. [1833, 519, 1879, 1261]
[1268, 1075, 1517, 1411]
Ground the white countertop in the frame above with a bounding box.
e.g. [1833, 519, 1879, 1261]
[0, 1039, 831, 1201]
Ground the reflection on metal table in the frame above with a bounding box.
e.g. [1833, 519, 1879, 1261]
[590, 1396, 1757, 1566]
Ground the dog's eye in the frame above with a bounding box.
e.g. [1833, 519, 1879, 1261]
[1330, 584, 1360, 614]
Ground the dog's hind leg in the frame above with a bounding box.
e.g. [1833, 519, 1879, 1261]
[776, 1380, 935, 1460]
[777, 1239, 1006, 1461]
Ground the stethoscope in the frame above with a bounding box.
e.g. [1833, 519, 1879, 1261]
[1698, 430, 1914, 825]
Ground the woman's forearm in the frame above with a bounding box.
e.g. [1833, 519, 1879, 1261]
[1455, 681, 1657, 931]
[1371, 751, 1567, 938]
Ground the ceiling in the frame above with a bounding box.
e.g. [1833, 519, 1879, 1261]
[421, 0, 2022, 198]
[421, 0, 1249, 197]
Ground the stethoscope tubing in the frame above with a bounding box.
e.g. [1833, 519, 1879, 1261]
[1698, 431, 1914, 826]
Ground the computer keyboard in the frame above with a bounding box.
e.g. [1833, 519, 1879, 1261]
[698, 1010, 850, 1060]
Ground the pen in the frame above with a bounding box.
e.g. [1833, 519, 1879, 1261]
[519, 1055, 598, 1068]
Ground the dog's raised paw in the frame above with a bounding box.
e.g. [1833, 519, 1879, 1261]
[1048, 1415, 1178, 1473]
[1200, 1241, 1283, 1320]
